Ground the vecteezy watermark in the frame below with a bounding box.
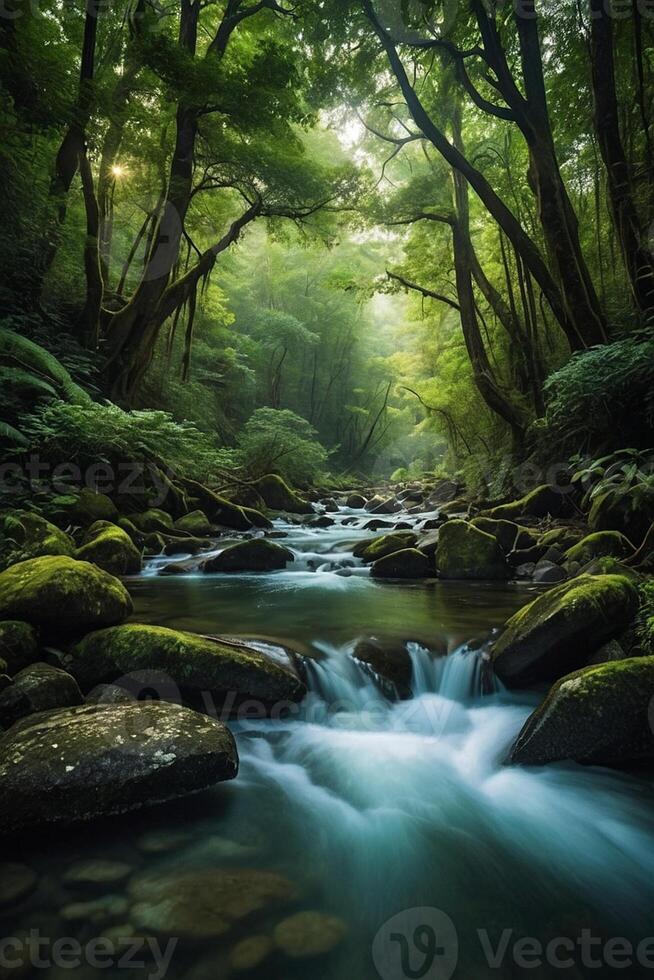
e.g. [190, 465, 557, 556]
[0, 930, 177, 980]
[372, 908, 654, 978]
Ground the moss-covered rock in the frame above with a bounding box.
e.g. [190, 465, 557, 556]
[75, 521, 142, 576]
[116, 516, 144, 545]
[366, 494, 401, 515]
[565, 531, 632, 565]
[370, 548, 432, 579]
[491, 574, 639, 688]
[485, 485, 573, 521]
[588, 491, 653, 544]
[178, 479, 258, 529]
[352, 637, 412, 697]
[253, 475, 313, 515]
[0, 701, 238, 834]
[143, 532, 166, 555]
[435, 520, 510, 580]
[0, 662, 83, 728]
[353, 531, 417, 562]
[508, 657, 654, 767]
[127, 508, 174, 534]
[0, 621, 39, 674]
[0, 511, 74, 568]
[70, 624, 305, 707]
[68, 489, 118, 527]
[163, 537, 212, 557]
[203, 539, 294, 573]
[174, 510, 214, 537]
[470, 518, 537, 554]
[538, 526, 585, 551]
[0, 556, 132, 636]
[346, 493, 367, 509]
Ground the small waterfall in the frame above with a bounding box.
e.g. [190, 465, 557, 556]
[408, 641, 485, 699]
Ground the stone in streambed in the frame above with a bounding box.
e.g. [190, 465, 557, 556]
[70, 623, 305, 706]
[366, 495, 401, 515]
[508, 657, 654, 767]
[66, 489, 119, 527]
[309, 515, 334, 528]
[0, 863, 37, 906]
[230, 935, 275, 972]
[0, 701, 238, 835]
[126, 508, 173, 534]
[0, 556, 132, 636]
[491, 573, 638, 688]
[253, 474, 313, 515]
[63, 860, 133, 888]
[174, 510, 215, 536]
[352, 637, 412, 697]
[163, 537, 212, 556]
[273, 911, 348, 958]
[346, 493, 367, 509]
[203, 538, 294, 573]
[370, 548, 431, 579]
[484, 484, 574, 520]
[435, 521, 509, 580]
[0, 663, 82, 728]
[0, 621, 39, 674]
[128, 868, 298, 939]
[564, 530, 632, 564]
[353, 532, 417, 562]
[76, 521, 142, 576]
[470, 517, 537, 553]
[532, 560, 567, 584]
[0, 511, 74, 569]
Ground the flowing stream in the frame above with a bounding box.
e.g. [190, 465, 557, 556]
[7, 509, 654, 979]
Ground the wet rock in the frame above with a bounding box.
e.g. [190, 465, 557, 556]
[163, 538, 212, 557]
[128, 868, 298, 939]
[67, 489, 119, 527]
[0, 863, 37, 907]
[61, 895, 129, 923]
[352, 637, 412, 697]
[76, 521, 142, 576]
[564, 531, 632, 564]
[174, 510, 214, 536]
[63, 859, 133, 888]
[273, 911, 348, 958]
[470, 517, 537, 554]
[180, 478, 269, 529]
[421, 517, 444, 531]
[436, 521, 509, 580]
[491, 574, 639, 688]
[507, 543, 548, 568]
[587, 638, 626, 666]
[0, 511, 74, 568]
[136, 829, 192, 854]
[0, 621, 39, 675]
[229, 935, 275, 971]
[370, 548, 432, 579]
[539, 526, 585, 551]
[362, 518, 394, 531]
[320, 498, 339, 512]
[353, 532, 417, 562]
[366, 495, 401, 515]
[532, 561, 567, 584]
[85, 683, 136, 705]
[203, 539, 294, 573]
[158, 561, 194, 576]
[0, 701, 238, 835]
[0, 663, 82, 728]
[70, 624, 306, 707]
[253, 475, 313, 515]
[417, 529, 440, 558]
[346, 493, 367, 509]
[508, 657, 654, 767]
[484, 484, 574, 521]
[127, 508, 174, 534]
[310, 515, 334, 528]
[0, 556, 132, 637]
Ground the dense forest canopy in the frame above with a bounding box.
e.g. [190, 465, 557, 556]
[2, 0, 654, 490]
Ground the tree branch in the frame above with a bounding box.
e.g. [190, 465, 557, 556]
[386, 270, 461, 311]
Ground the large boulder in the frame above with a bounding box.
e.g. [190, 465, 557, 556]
[491, 574, 639, 688]
[174, 510, 214, 537]
[70, 624, 305, 707]
[485, 484, 574, 521]
[353, 532, 417, 562]
[0, 662, 82, 728]
[0, 556, 132, 636]
[127, 508, 174, 534]
[435, 521, 510, 580]
[365, 494, 401, 515]
[203, 539, 294, 573]
[508, 657, 654, 767]
[0, 621, 39, 674]
[0, 701, 238, 835]
[75, 521, 142, 576]
[370, 549, 431, 579]
[352, 637, 412, 697]
[253, 475, 313, 515]
[67, 489, 119, 527]
[0, 511, 74, 568]
[346, 493, 367, 509]
[564, 530, 632, 565]
[179, 479, 265, 529]
[470, 518, 537, 554]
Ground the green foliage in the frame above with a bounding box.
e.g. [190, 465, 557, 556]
[236, 408, 328, 485]
[570, 448, 654, 515]
[637, 579, 654, 655]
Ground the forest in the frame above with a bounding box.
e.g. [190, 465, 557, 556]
[1, 1, 654, 978]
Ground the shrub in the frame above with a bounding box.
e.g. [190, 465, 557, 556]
[236, 408, 328, 486]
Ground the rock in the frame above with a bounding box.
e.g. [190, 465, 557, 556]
[137, 829, 192, 853]
[203, 539, 294, 573]
[470, 517, 537, 553]
[129, 868, 298, 939]
[0, 663, 83, 728]
[70, 624, 306, 707]
[437, 497, 469, 516]
[0, 511, 74, 568]
[0, 556, 132, 636]
[491, 574, 639, 688]
[0, 701, 238, 835]
[421, 517, 444, 531]
[0, 863, 37, 907]
[366, 495, 401, 515]
[587, 638, 626, 666]
[229, 935, 275, 972]
[352, 637, 411, 697]
[127, 508, 174, 534]
[416, 530, 440, 558]
[589, 490, 653, 544]
[0, 621, 39, 674]
[346, 493, 367, 509]
[320, 497, 339, 512]
[273, 911, 348, 958]
[427, 479, 461, 504]
[565, 531, 632, 564]
[163, 537, 212, 557]
[362, 519, 394, 531]
[507, 543, 548, 567]
[310, 515, 334, 528]
[174, 510, 214, 536]
[485, 484, 574, 521]
[85, 683, 136, 705]
[117, 517, 144, 546]
[158, 561, 193, 576]
[143, 532, 166, 555]
[370, 548, 431, 579]
[76, 521, 142, 576]
[435, 521, 510, 580]
[183, 479, 273, 529]
[532, 561, 567, 584]
[63, 860, 133, 888]
[508, 657, 654, 767]
[61, 895, 129, 923]
[539, 526, 585, 551]
[253, 475, 313, 515]
[353, 532, 417, 562]
[516, 562, 536, 578]
[68, 489, 119, 527]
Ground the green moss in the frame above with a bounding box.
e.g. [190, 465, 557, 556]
[71, 624, 305, 703]
[253, 475, 313, 515]
[70, 489, 118, 526]
[0, 556, 132, 636]
[435, 520, 509, 580]
[0, 620, 39, 674]
[470, 517, 536, 553]
[370, 548, 431, 579]
[128, 509, 174, 533]
[565, 530, 632, 564]
[174, 510, 213, 536]
[203, 538, 294, 572]
[0, 511, 74, 569]
[76, 522, 142, 576]
[485, 484, 571, 520]
[353, 532, 417, 562]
